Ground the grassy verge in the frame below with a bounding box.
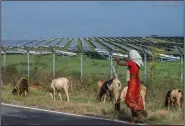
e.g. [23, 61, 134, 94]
[1, 55, 184, 124]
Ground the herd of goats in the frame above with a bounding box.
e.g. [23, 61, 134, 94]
[11, 76, 184, 118]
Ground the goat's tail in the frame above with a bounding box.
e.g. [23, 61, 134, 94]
[68, 77, 73, 91]
[164, 90, 171, 107]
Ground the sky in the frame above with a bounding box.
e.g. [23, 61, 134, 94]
[2, 1, 184, 40]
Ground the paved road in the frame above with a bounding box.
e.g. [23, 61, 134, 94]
[1, 104, 136, 125]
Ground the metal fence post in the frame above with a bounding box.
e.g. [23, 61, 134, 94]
[80, 52, 83, 83]
[49, 46, 55, 78]
[4, 52, 6, 71]
[53, 53, 55, 78]
[110, 55, 113, 78]
[27, 51, 30, 78]
[1, 47, 7, 71]
[177, 46, 184, 83]
[140, 46, 147, 80]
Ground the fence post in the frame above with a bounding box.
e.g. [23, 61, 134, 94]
[27, 51, 30, 78]
[4, 52, 6, 71]
[77, 46, 83, 84]
[53, 53, 55, 78]
[110, 55, 113, 78]
[140, 46, 147, 80]
[80, 52, 83, 83]
[177, 46, 184, 83]
[49, 46, 55, 78]
[1, 47, 7, 71]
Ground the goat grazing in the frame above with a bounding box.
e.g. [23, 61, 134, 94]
[12, 78, 28, 96]
[164, 88, 183, 110]
[98, 77, 122, 105]
[49, 77, 72, 102]
[97, 80, 112, 103]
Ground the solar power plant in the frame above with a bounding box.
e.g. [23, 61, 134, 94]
[15, 40, 33, 48]
[108, 41, 131, 52]
[48, 38, 61, 47]
[58, 38, 70, 48]
[24, 40, 40, 48]
[42, 38, 58, 47]
[68, 38, 78, 52]
[88, 40, 105, 50]
[113, 41, 151, 53]
[87, 37, 94, 41]
[153, 37, 184, 43]
[1, 40, 19, 48]
[36, 40, 51, 48]
[96, 38, 115, 51]
[55, 38, 64, 47]
[89, 38, 106, 49]
[80, 38, 91, 52]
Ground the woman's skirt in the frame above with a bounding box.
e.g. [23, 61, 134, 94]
[125, 77, 144, 111]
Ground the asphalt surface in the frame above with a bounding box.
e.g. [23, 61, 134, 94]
[1, 104, 135, 125]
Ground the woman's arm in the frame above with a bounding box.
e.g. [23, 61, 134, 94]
[116, 56, 128, 66]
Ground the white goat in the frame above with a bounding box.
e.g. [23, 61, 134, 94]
[49, 77, 72, 102]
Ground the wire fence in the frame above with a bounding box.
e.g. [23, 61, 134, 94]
[1, 45, 184, 89]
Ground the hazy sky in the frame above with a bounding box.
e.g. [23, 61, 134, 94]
[2, 1, 184, 40]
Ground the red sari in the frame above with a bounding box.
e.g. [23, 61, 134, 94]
[125, 60, 144, 111]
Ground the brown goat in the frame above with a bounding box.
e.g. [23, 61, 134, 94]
[164, 89, 183, 111]
[30, 83, 41, 90]
[12, 78, 28, 96]
[97, 80, 111, 103]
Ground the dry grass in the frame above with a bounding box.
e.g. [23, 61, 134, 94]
[2, 80, 184, 125]
[1, 59, 184, 125]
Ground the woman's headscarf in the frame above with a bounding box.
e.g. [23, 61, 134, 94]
[128, 50, 144, 67]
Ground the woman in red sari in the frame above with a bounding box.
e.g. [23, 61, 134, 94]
[116, 50, 147, 123]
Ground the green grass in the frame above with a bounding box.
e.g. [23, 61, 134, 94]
[1, 54, 184, 125]
[144, 37, 174, 43]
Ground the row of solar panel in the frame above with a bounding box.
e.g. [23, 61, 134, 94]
[1, 37, 183, 54]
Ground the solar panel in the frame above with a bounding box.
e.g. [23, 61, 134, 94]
[68, 39, 78, 52]
[81, 38, 91, 52]
[97, 39, 115, 51]
[48, 38, 60, 47]
[1, 40, 20, 48]
[88, 40, 104, 50]
[58, 38, 69, 48]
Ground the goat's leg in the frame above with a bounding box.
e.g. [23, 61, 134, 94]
[24, 90, 27, 96]
[103, 94, 107, 103]
[49, 93, 53, 99]
[143, 98, 146, 110]
[176, 99, 181, 111]
[19, 91, 22, 96]
[58, 93, 63, 101]
[64, 88, 69, 102]
[53, 88, 56, 100]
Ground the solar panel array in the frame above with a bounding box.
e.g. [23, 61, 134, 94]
[1, 37, 183, 55]
[68, 38, 78, 52]
[81, 38, 91, 52]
